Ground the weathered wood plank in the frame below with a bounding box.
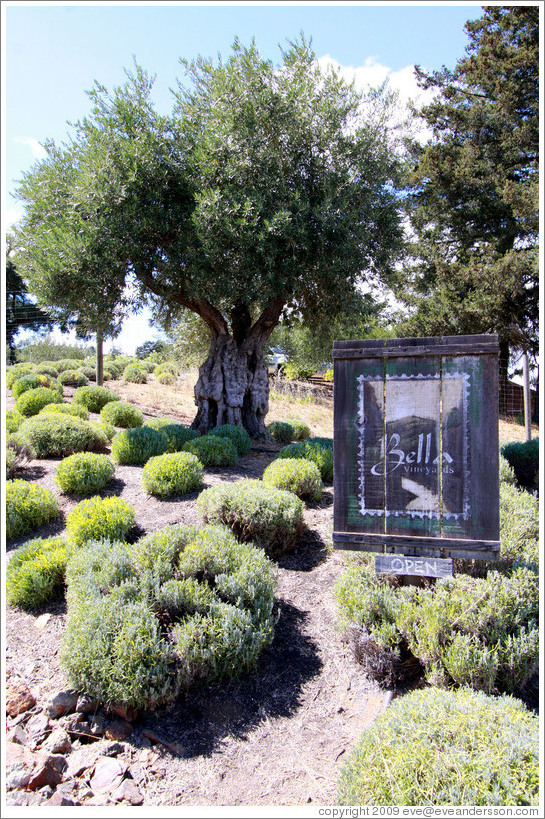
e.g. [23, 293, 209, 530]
[384, 357, 441, 538]
[332, 531, 500, 561]
[333, 334, 499, 354]
[375, 554, 453, 578]
[333, 342, 499, 360]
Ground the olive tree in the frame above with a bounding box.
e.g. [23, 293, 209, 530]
[12, 36, 403, 437]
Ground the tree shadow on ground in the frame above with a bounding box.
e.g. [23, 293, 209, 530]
[15, 464, 48, 481]
[139, 599, 322, 758]
[277, 527, 331, 572]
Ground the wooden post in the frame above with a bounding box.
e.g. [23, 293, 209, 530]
[523, 352, 531, 442]
[96, 328, 104, 387]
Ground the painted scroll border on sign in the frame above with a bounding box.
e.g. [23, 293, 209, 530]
[356, 371, 470, 521]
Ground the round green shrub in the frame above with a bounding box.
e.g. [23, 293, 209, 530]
[100, 400, 143, 428]
[153, 361, 178, 377]
[7, 409, 24, 434]
[111, 426, 168, 465]
[267, 421, 294, 443]
[78, 366, 96, 380]
[16, 414, 108, 458]
[6, 436, 34, 479]
[284, 418, 310, 441]
[263, 457, 323, 502]
[338, 687, 539, 806]
[55, 452, 116, 495]
[39, 402, 90, 420]
[208, 424, 252, 455]
[497, 482, 539, 570]
[274, 439, 333, 482]
[66, 496, 135, 546]
[6, 363, 36, 388]
[6, 446, 17, 480]
[501, 438, 539, 489]
[6, 479, 60, 541]
[11, 373, 44, 397]
[58, 369, 89, 387]
[56, 358, 86, 373]
[142, 452, 203, 498]
[499, 453, 516, 484]
[73, 385, 120, 414]
[144, 419, 198, 451]
[34, 362, 61, 377]
[123, 365, 147, 383]
[183, 434, 238, 467]
[7, 537, 73, 610]
[60, 524, 276, 709]
[97, 419, 117, 442]
[197, 478, 304, 556]
[156, 371, 177, 385]
[15, 387, 64, 417]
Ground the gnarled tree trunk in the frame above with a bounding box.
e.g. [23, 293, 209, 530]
[190, 296, 284, 440]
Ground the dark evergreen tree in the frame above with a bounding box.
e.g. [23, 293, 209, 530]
[5, 255, 53, 363]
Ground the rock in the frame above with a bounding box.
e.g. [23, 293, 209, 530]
[47, 689, 79, 719]
[6, 762, 33, 791]
[26, 752, 67, 791]
[105, 702, 138, 722]
[6, 682, 36, 717]
[34, 613, 51, 629]
[66, 745, 105, 778]
[43, 792, 80, 806]
[76, 693, 99, 715]
[112, 778, 144, 805]
[105, 717, 133, 741]
[5, 790, 45, 806]
[7, 725, 28, 745]
[6, 740, 37, 789]
[25, 712, 51, 746]
[89, 713, 106, 736]
[102, 740, 126, 756]
[86, 794, 114, 805]
[128, 762, 147, 787]
[43, 727, 71, 755]
[90, 756, 126, 792]
[60, 712, 85, 733]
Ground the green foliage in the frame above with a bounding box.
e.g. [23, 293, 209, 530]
[58, 369, 89, 387]
[283, 419, 310, 441]
[496, 483, 539, 572]
[100, 400, 143, 428]
[262, 457, 323, 502]
[56, 357, 90, 372]
[322, 368, 333, 382]
[142, 452, 203, 498]
[5, 436, 34, 479]
[135, 340, 168, 360]
[6, 363, 36, 388]
[499, 453, 516, 485]
[197, 478, 304, 557]
[274, 439, 333, 482]
[267, 421, 294, 443]
[111, 426, 168, 465]
[11, 373, 45, 397]
[501, 438, 539, 489]
[6, 537, 73, 610]
[16, 413, 108, 458]
[6, 479, 60, 541]
[60, 525, 276, 708]
[15, 387, 64, 417]
[123, 364, 148, 383]
[335, 564, 538, 695]
[35, 362, 61, 376]
[284, 361, 315, 381]
[6, 409, 24, 434]
[14, 338, 89, 364]
[73, 385, 120, 413]
[39, 402, 90, 420]
[183, 434, 238, 467]
[55, 452, 115, 495]
[66, 496, 135, 546]
[156, 371, 176, 384]
[337, 687, 539, 806]
[144, 419, 198, 451]
[208, 424, 252, 455]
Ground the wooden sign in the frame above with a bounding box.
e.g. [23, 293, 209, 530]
[375, 554, 453, 579]
[333, 334, 500, 561]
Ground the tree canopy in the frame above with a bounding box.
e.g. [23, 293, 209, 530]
[11, 36, 404, 435]
[5, 254, 53, 363]
[396, 6, 539, 368]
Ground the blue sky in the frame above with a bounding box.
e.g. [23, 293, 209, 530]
[3, 0, 485, 353]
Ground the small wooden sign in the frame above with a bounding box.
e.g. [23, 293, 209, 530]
[375, 554, 453, 579]
[333, 334, 500, 561]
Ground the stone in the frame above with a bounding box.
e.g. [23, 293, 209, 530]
[105, 717, 133, 741]
[25, 712, 51, 745]
[6, 682, 36, 717]
[6, 739, 37, 783]
[43, 727, 71, 755]
[76, 693, 99, 715]
[34, 613, 51, 629]
[112, 778, 144, 805]
[89, 713, 106, 736]
[47, 689, 79, 719]
[105, 702, 138, 722]
[60, 712, 85, 733]
[43, 792, 80, 806]
[85, 794, 114, 806]
[26, 753, 67, 791]
[128, 762, 147, 787]
[66, 745, 105, 778]
[5, 790, 45, 806]
[7, 724, 28, 745]
[90, 756, 126, 792]
[6, 762, 33, 791]
[102, 740, 126, 756]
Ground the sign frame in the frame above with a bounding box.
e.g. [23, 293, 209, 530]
[332, 334, 500, 561]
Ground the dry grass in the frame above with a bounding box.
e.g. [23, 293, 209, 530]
[107, 373, 535, 446]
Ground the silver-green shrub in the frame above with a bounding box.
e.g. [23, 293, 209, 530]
[6, 409, 24, 434]
[274, 438, 333, 482]
[39, 402, 90, 420]
[263, 457, 323, 501]
[6, 536, 73, 610]
[100, 400, 143, 428]
[123, 364, 147, 383]
[16, 414, 108, 458]
[144, 419, 198, 451]
[73, 385, 120, 413]
[15, 387, 64, 417]
[208, 424, 252, 455]
[142, 452, 203, 498]
[55, 452, 115, 495]
[6, 363, 36, 388]
[6, 479, 60, 541]
[183, 434, 238, 467]
[59, 524, 276, 709]
[283, 418, 310, 441]
[267, 421, 294, 443]
[337, 687, 539, 806]
[66, 496, 135, 546]
[197, 478, 304, 556]
[58, 369, 89, 387]
[111, 426, 168, 465]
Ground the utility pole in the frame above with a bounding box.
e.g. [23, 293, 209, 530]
[522, 352, 532, 441]
[96, 328, 104, 386]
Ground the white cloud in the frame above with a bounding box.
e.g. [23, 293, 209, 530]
[4, 204, 24, 229]
[15, 136, 47, 160]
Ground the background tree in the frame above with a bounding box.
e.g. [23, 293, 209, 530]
[5, 253, 53, 364]
[395, 6, 539, 402]
[12, 36, 403, 437]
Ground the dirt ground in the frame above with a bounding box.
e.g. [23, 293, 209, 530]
[5, 379, 390, 808]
